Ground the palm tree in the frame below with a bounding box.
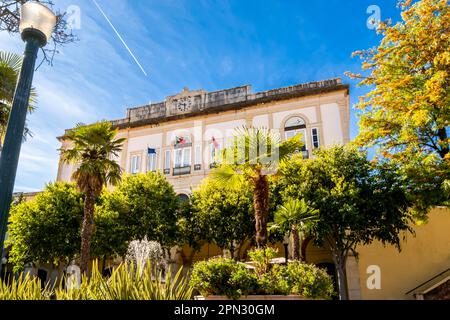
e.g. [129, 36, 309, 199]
[271, 198, 318, 261]
[210, 126, 303, 248]
[60, 121, 125, 273]
[0, 51, 37, 150]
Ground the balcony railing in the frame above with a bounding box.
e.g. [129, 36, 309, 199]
[173, 166, 191, 176]
[209, 162, 218, 169]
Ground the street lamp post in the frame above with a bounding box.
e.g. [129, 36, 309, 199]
[0, 2, 56, 274]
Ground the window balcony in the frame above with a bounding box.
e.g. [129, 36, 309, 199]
[173, 166, 191, 176]
[209, 162, 218, 169]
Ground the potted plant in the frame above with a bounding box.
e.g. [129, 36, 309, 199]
[190, 248, 334, 300]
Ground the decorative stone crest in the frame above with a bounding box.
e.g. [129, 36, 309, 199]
[166, 87, 205, 116]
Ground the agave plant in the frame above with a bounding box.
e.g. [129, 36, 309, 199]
[55, 260, 193, 300]
[0, 273, 51, 300]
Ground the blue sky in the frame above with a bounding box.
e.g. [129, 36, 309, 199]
[1, 0, 404, 192]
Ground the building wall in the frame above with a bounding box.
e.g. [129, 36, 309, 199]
[56, 89, 350, 194]
[354, 207, 450, 300]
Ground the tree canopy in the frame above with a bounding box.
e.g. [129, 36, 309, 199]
[278, 145, 413, 299]
[6, 182, 83, 271]
[187, 177, 255, 257]
[95, 172, 180, 250]
[347, 0, 450, 214]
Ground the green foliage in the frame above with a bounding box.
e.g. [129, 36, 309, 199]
[209, 126, 304, 248]
[256, 264, 290, 295]
[0, 51, 37, 142]
[189, 250, 334, 299]
[95, 172, 180, 251]
[188, 177, 254, 254]
[347, 0, 450, 213]
[0, 260, 192, 300]
[60, 121, 125, 195]
[7, 182, 83, 271]
[279, 145, 413, 299]
[285, 262, 334, 299]
[247, 247, 278, 277]
[189, 257, 258, 300]
[279, 145, 413, 250]
[56, 261, 192, 300]
[0, 274, 52, 300]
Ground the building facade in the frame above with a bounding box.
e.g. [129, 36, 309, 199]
[53, 77, 450, 300]
[57, 78, 350, 195]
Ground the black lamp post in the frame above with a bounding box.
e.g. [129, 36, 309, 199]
[0, 2, 56, 273]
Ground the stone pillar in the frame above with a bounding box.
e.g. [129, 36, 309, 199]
[346, 254, 362, 300]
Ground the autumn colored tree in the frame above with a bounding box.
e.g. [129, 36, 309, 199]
[347, 0, 450, 215]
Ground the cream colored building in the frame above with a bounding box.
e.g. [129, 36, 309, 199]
[57, 78, 350, 195]
[54, 77, 449, 300]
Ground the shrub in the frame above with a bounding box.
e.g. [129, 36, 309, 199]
[0, 274, 52, 300]
[190, 248, 335, 299]
[257, 264, 290, 295]
[285, 262, 334, 299]
[0, 260, 193, 300]
[189, 257, 257, 300]
[247, 247, 278, 277]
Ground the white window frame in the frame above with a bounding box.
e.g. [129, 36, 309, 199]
[164, 150, 171, 170]
[194, 144, 202, 166]
[130, 154, 141, 174]
[311, 128, 320, 149]
[285, 128, 307, 151]
[147, 152, 157, 172]
[174, 147, 191, 168]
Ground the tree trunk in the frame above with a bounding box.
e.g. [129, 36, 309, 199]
[437, 128, 449, 159]
[253, 173, 269, 248]
[291, 226, 301, 261]
[331, 250, 349, 300]
[80, 189, 95, 274]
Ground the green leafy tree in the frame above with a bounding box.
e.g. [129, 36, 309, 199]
[210, 127, 303, 248]
[279, 145, 413, 300]
[189, 177, 254, 259]
[270, 199, 318, 261]
[90, 200, 129, 266]
[347, 0, 450, 214]
[0, 51, 36, 148]
[60, 121, 125, 273]
[95, 172, 180, 250]
[6, 182, 83, 271]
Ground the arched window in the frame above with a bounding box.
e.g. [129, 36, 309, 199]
[285, 117, 306, 130]
[284, 117, 307, 153]
[177, 193, 189, 203]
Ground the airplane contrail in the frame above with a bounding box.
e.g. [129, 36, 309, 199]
[92, 0, 148, 77]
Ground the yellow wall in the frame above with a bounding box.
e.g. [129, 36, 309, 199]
[356, 207, 450, 300]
